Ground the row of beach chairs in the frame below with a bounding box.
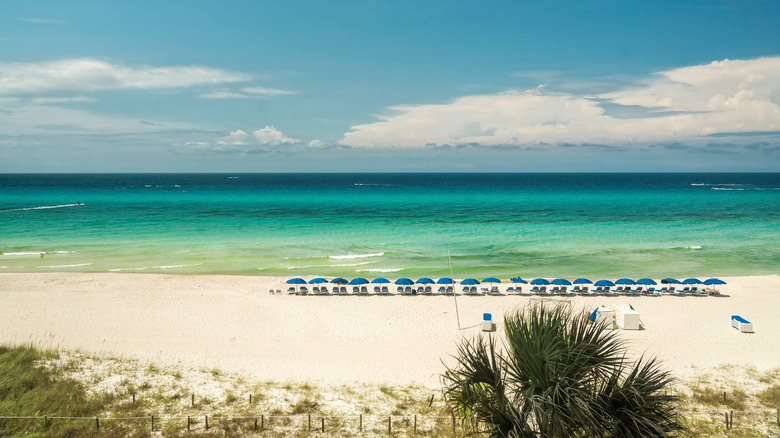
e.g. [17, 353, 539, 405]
[283, 285, 717, 296]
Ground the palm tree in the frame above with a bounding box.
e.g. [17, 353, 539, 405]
[442, 302, 689, 437]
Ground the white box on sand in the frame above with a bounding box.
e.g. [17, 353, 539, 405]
[731, 315, 753, 333]
[612, 304, 640, 330]
[482, 321, 495, 331]
[588, 307, 615, 329]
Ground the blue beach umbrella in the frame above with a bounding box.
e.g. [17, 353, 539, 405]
[661, 278, 680, 284]
[551, 278, 572, 285]
[330, 277, 348, 284]
[349, 277, 369, 285]
[308, 277, 328, 284]
[395, 278, 415, 285]
[461, 278, 480, 285]
[482, 277, 501, 284]
[682, 278, 702, 284]
[510, 277, 528, 284]
[573, 278, 592, 285]
[286, 278, 307, 285]
[636, 278, 657, 285]
[530, 278, 550, 285]
[437, 277, 454, 284]
[371, 278, 390, 284]
[416, 277, 435, 284]
[594, 279, 615, 287]
[703, 278, 726, 285]
[615, 278, 635, 285]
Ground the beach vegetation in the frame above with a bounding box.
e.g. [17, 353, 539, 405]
[442, 302, 689, 437]
[757, 384, 780, 407]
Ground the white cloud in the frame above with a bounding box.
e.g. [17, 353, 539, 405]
[341, 57, 780, 148]
[252, 125, 300, 145]
[0, 58, 251, 97]
[242, 87, 296, 96]
[308, 139, 324, 148]
[216, 129, 249, 145]
[200, 90, 250, 99]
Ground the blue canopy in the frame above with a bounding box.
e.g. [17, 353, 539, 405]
[703, 278, 726, 285]
[661, 278, 680, 284]
[416, 277, 435, 284]
[286, 278, 307, 285]
[510, 277, 528, 284]
[530, 278, 550, 285]
[594, 279, 615, 287]
[636, 278, 657, 285]
[551, 278, 572, 285]
[482, 277, 501, 283]
[308, 277, 328, 284]
[573, 278, 593, 284]
[330, 277, 348, 284]
[371, 278, 390, 284]
[588, 308, 598, 322]
[395, 278, 414, 285]
[615, 278, 635, 285]
[461, 278, 480, 285]
[682, 278, 702, 284]
[349, 277, 369, 285]
[437, 277, 454, 284]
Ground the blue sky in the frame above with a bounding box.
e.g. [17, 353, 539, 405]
[1, 0, 779, 172]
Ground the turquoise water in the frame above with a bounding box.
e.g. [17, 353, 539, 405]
[1, 173, 778, 279]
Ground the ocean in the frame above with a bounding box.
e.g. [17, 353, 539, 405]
[1, 173, 778, 279]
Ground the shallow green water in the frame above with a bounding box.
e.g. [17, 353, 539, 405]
[1, 173, 778, 279]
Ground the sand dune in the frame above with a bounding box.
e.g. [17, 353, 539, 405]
[1, 273, 778, 387]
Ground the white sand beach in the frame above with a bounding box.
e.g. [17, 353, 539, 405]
[1, 273, 779, 387]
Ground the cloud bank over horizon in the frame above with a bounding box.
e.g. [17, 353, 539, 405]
[340, 57, 780, 150]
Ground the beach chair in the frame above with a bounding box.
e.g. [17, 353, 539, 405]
[373, 286, 381, 294]
[461, 286, 470, 294]
[340, 286, 348, 295]
[560, 286, 568, 294]
[438, 286, 445, 294]
[472, 286, 480, 295]
[480, 287, 489, 294]
[531, 286, 540, 295]
[300, 286, 309, 295]
[312, 286, 320, 295]
[320, 286, 329, 295]
[446, 286, 454, 295]
[397, 286, 404, 294]
[731, 315, 753, 333]
[490, 286, 501, 295]
[361, 286, 369, 294]
[287, 287, 296, 294]
[417, 286, 424, 294]
[506, 286, 515, 294]
[381, 286, 390, 295]
[551, 286, 560, 294]
[424, 286, 432, 295]
[581, 286, 589, 295]
[572, 285, 581, 294]
[351, 286, 358, 294]
[540, 286, 547, 295]
[515, 286, 523, 295]
[680, 287, 690, 295]
[405, 286, 414, 295]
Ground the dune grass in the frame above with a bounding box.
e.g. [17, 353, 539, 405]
[2, 343, 779, 436]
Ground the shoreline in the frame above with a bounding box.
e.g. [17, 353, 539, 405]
[2, 272, 779, 388]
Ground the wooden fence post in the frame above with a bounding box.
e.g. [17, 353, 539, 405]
[205, 415, 209, 430]
[452, 413, 456, 433]
[187, 415, 191, 431]
[191, 394, 195, 407]
[261, 414, 264, 430]
[95, 416, 99, 430]
[359, 414, 362, 432]
[151, 415, 154, 431]
[388, 416, 392, 434]
[414, 414, 417, 434]
[43, 415, 47, 429]
[321, 417, 325, 433]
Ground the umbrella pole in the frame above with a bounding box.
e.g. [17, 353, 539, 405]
[449, 249, 462, 330]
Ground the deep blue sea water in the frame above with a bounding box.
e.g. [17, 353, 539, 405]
[1, 173, 778, 279]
